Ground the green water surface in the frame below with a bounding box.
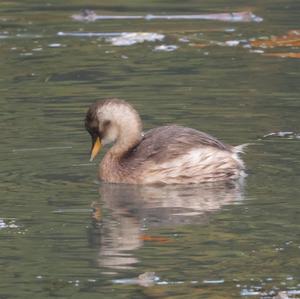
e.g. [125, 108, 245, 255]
[0, 1, 299, 298]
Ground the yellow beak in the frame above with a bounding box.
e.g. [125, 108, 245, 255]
[90, 137, 102, 162]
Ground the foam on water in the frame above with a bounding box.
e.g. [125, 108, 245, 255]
[107, 32, 165, 46]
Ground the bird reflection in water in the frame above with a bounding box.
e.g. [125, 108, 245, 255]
[87, 181, 244, 272]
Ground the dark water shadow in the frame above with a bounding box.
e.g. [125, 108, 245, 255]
[88, 181, 245, 271]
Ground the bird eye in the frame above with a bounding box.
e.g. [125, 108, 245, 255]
[86, 126, 97, 137]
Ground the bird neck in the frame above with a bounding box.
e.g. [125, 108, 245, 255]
[109, 117, 142, 157]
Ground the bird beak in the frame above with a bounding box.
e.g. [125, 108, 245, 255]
[90, 137, 102, 162]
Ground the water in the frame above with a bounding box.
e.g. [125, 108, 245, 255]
[0, 0, 299, 298]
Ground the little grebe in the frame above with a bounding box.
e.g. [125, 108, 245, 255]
[85, 98, 246, 184]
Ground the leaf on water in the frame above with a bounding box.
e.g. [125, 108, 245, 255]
[251, 38, 300, 48]
[190, 43, 210, 48]
[250, 30, 300, 48]
[140, 234, 173, 243]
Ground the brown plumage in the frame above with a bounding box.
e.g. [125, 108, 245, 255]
[85, 98, 246, 184]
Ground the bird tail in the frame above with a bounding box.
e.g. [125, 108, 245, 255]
[233, 143, 255, 154]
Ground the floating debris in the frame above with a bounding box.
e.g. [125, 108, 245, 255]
[239, 287, 300, 298]
[274, 290, 300, 299]
[187, 29, 300, 57]
[262, 132, 300, 139]
[112, 272, 159, 287]
[53, 208, 93, 214]
[48, 43, 65, 48]
[190, 43, 210, 48]
[20, 52, 33, 56]
[63, 31, 159, 47]
[178, 37, 190, 43]
[249, 49, 265, 54]
[57, 31, 122, 37]
[107, 32, 164, 46]
[154, 45, 178, 52]
[0, 218, 18, 229]
[191, 39, 247, 48]
[203, 279, 225, 284]
[248, 30, 300, 58]
[15, 34, 43, 39]
[72, 10, 263, 23]
[263, 52, 300, 59]
[224, 40, 241, 47]
[250, 30, 300, 48]
[72, 9, 98, 22]
[0, 219, 6, 229]
[225, 28, 236, 32]
[251, 38, 300, 48]
[240, 288, 261, 296]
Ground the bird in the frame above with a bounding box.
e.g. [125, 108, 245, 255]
[85, 98, 246, 184]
